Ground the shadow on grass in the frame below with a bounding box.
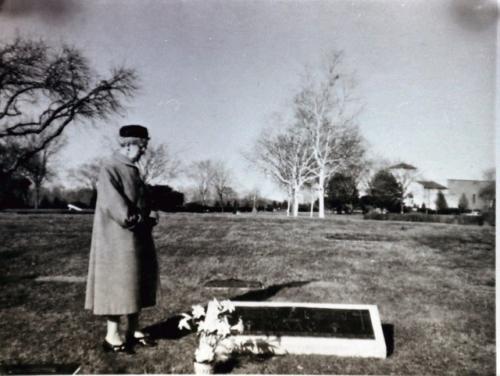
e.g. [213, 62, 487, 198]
[142, 315, 190, 341]
[382, 323, 394, 357]
[231, 280, 315, 302]
[143, 280, 314, 344]
[0, 363, 80, 375]
[0, 276, 38, 309]
[214, 358, 240, 374]
[0, 274, 38, 283]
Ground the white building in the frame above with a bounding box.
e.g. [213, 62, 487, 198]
[446, 179, 493, 210]
[405, 180, 447, 210]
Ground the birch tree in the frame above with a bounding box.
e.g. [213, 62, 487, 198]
[293, 52, 364, 218]
[253, 125, 315, 217]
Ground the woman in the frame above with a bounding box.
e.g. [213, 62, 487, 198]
[85, 124, 159, 353]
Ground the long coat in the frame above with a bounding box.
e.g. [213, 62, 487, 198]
[85, 152, 158, 315]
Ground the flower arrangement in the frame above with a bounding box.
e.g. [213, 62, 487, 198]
[178, 298, 244, 364]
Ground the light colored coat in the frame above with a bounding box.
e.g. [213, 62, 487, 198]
[85, 152, 158, 315]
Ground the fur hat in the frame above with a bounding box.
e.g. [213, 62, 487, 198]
[119, 125, 149, 139]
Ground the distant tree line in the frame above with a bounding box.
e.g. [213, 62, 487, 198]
[1, 37, 494, 218]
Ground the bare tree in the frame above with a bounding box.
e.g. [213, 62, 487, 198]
[211, 161, 234, 212]
[388, 162, 419, 213]
[253, 124, 315, 217]
[294, 51, 364, 218]
[188, 160, 216, 206]
[137, 142, 181, 184]
[68, 158, 103, 205]
[20, 135, 66, 209]
[0, 37, 138, 173]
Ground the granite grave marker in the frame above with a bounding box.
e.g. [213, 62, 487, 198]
[227, 302, 387, 358]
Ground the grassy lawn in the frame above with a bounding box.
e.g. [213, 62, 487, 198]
[0, 212, 495, 374]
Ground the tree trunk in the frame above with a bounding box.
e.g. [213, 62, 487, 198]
[219, 194, 224, 212]
[310, 197, 314, 217]
[317, 171, 326, 219]
[34, 185, 40, 209]
[292, 187, 299, 217]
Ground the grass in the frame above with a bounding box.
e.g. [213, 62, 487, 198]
[0, 212, 495, 374]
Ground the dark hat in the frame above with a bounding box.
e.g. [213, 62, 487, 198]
[119, 125, 149, 139]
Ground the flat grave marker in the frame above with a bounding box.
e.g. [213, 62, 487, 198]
[227, 301, 387, 358]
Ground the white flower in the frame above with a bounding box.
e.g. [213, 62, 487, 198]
[231, 318, 244, 334]
[195, 341, 216, 363]
[205, 299, 220, 324]
[197, 320, 211, 334]
[215, 317, 231, 337]
[192, 304, 205, 319]
[178, 313, 192, 330]
[184, 298, 242, 363]
[220, 299, 235, 313]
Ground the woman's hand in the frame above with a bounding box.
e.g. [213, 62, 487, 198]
[146, 211, 159, 227]
[124, 212, 142, 230]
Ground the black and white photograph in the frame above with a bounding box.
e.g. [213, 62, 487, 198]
[0, 0, 497, 374]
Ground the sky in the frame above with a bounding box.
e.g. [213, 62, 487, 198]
[0, 0, 497, 199]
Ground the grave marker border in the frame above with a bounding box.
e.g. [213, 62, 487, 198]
[229, 301, 387, 359]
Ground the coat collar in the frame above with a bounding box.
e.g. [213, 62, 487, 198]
[112, 152, 138, 168]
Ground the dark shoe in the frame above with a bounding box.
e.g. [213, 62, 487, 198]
[102, 340, 135, 354]
[133, 336, 157, 347]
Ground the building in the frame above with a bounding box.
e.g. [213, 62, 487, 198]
[445, 179, 493, 210]
[388, 162, 494, 211]
[405, 180, 447, 210]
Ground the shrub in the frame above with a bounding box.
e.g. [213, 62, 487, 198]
[363, 212, 389, 221]
[456, 214, 484, 226]
[437, 207, 461, 215]
[363, 212, 486, 226]
[183, 202, 212, 213]
[149, 185, 184, 212]
[417, 206, 437, 215]
[458, 193, 469, 213]
[359, 195, 375, 214]
[368, 170, 402, 213]
[435, 191, 448, 213]
[483, 210, 496, 226]
[326, 173, 359, 211]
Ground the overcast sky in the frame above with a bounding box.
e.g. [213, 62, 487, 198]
[0, 0, 496, 198]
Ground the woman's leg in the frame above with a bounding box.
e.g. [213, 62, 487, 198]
[126, 312, 143, 339]
[127, 312, 156, 346]
[106, 315, 124, 345]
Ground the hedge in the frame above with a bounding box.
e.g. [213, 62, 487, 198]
[363, 212, 491, 226]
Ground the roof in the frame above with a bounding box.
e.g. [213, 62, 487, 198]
[417, 180, 447, 190]
[389, 163, 417, 170]
[447, 179, 494, 183]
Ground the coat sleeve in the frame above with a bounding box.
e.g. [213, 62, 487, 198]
[98, 165, 139, 229]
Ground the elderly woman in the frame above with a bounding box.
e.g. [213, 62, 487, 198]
[85, 124, 159, 353]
